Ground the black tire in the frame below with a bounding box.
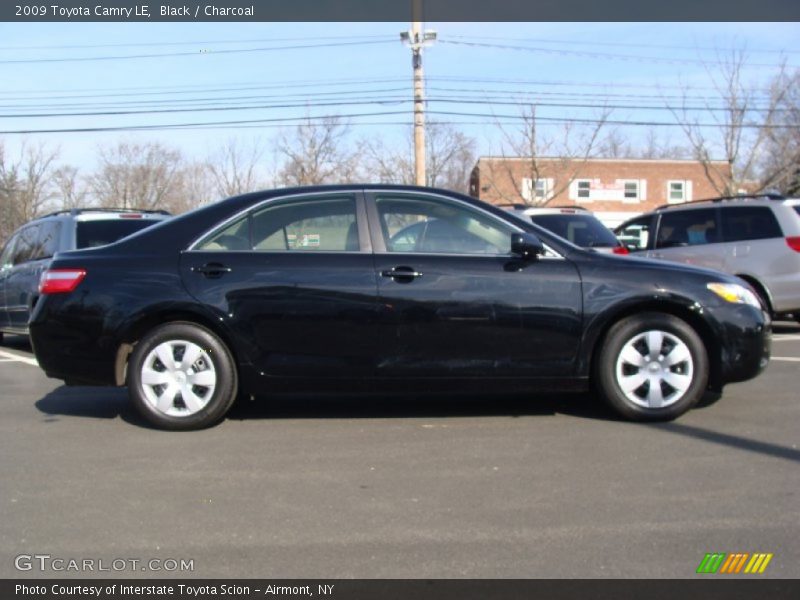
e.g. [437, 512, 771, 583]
[595, 312, 709, 421]
[127, 322, 238, 430]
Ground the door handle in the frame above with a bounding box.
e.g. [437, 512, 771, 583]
[192, 263, 232, 278]
[381, 267, 423, 282]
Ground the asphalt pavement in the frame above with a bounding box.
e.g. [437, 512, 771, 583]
[1, 322, 798, 579]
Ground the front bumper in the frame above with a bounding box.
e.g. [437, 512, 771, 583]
[717, 306, 771, 385]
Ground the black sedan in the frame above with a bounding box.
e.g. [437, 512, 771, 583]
[29, 185, 771, 430]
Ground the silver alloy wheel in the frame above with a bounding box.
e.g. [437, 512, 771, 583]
[614, 330, 694, 409]
[139, 340, 217, 417]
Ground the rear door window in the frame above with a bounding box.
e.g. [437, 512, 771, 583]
[31, 221, 61, 260]
[721, 207, 783, 241]
[10, 225, 39, 265]
[76, 219, 160, 249]
[0, 234, 19, 269]
[197, 196, 360, 253]
[656, 209, 719, 248]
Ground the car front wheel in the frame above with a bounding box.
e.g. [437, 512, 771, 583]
[596, 313, 709, 421]
[127, 322, 238, 430]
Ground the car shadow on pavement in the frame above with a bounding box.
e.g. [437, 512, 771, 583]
[225, 391, 614, 422]
[647, 422, 800, 464]
[35, 386, 150, 427]
[34, 386, 616, 426]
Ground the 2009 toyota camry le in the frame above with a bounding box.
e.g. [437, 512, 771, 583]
[28, 185, 771, 430]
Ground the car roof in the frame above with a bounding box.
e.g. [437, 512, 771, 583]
[35, 208, 171, 221]
[654, 193, 797, 212]
[503, 205, 592, 216]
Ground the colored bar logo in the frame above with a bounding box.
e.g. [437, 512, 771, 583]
[697, 553, 773, 574]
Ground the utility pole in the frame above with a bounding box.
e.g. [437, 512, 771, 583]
[401, 4, 436, 186]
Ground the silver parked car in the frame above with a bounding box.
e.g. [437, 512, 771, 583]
[614, 194, 800, 319]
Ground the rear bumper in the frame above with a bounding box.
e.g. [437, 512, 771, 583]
[29, 300, 118, 386]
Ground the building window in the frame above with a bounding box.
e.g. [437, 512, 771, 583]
[577, 180, 591, 199]
[521, 178, 553, 203]
[623, 180, 639, 201]
[667, 180, 691, 204]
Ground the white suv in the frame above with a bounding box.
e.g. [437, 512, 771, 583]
[615, 194, 800, 318]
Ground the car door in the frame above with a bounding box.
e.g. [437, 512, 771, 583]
[366, 190, 583, 378]
[180, 191, 380, 379]
[4, 224, 41, 332]
[0, 233, 19, 331]
[647, 208, 724, 270]
[4, 221, 60, 332]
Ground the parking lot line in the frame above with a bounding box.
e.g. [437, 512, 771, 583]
[0, 349, 38, 366]
[772, 357, 800, 362]
[772, 335, 800, 342]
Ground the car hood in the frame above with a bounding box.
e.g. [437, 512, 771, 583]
[577, 250, 745, 285]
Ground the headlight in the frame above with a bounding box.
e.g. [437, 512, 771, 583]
[707, 283, 762, 308]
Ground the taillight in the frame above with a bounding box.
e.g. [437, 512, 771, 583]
[787, 237, 800, 252]
[39, 269, 86, 294]
[612, 246, 630, 255]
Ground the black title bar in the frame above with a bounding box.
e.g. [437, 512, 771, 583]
[3, 0, 800, 22]
[5, 580, 800, 600]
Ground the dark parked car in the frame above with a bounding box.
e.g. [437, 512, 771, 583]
[29, 186, 770, 430]
[502, 205, 629, 254]
[0, 208, 170, 340]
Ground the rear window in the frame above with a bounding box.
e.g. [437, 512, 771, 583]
[721, 207, 783, 242]
[76, 219, 161, 249]
[529, 214, 619, 248]
[794, 207, 800, 218]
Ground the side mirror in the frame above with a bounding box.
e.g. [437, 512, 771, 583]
[511, 232, 545, 260]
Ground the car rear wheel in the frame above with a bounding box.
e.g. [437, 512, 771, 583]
[596, 312, 708, 421]
[127, 322, 238, 430]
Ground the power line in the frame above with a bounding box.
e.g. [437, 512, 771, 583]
[0, 75, 781, 99]
[0, 39, 395, 65]
[438, 39, 797, 69]
[0, 34, 394, 52]
[0, 93, 789, 118]
[447, 34, 800, 56]
[2, 109, 797, 136]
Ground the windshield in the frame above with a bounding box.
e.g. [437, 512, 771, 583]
[529, 214, 619, 248]
[76, 219, 164, 249]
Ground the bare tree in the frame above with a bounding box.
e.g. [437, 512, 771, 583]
[90, 141, 186, 212]
[636, 128, 690, 160]
[174, 161, 217, 213]
[362, 122, 477, 193]
[486, 104, 610, 206]
[276, 116, 360, 186]
[51, 165, 89, 211]
[208, 137, 265, 197]
[426, 123, 477, 193]
[0, 140, 59, 241]
[596, 128, 634, 159]
[669, 49, 794, 195]
[759, 69, 800, 194]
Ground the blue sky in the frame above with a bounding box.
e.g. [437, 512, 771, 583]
[0, 21, 798, 176]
